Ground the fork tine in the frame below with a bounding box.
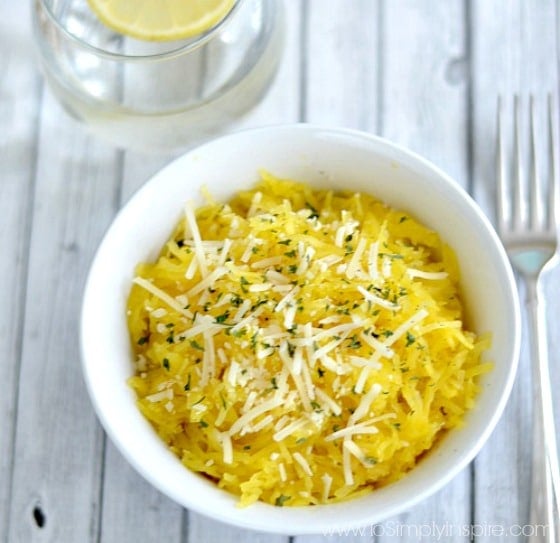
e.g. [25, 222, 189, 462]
[513, 94, 526, 230]
[496, 95, 508, 232]
[548, 93, 559, 233]
[529, 95, 544, 229]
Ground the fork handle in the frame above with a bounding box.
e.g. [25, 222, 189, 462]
[526, 278, 560, 543]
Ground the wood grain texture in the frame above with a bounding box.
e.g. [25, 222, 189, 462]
[99, 3, 302, 542]
[99, 441, 185, 543]
[295, 2, 379, 541]
[186, 1, 302, 540]
[6, 91, 121, 543]
[0, 2, 42, 540]
[303, 0, 379, 131]
[377, 2, 471, 540]
[299, 3, 472, 542]
[188, 521, 289, 543]
[470, 2, 560, 541]
[380, 0, 469, 188]
[2, 1, 560, 541]
[98, 151, 184, 543]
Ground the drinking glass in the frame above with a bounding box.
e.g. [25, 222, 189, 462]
[32, 0, 284, 151]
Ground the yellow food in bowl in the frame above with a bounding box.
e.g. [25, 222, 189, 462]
[126, 172, 490, 507]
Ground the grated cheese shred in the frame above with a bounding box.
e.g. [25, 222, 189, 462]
[127, 173, 491, 508]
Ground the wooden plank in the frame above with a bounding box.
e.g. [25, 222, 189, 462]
[295, 5, 380, 540]
[120, 152, 177, 205]
[186, 1, 301, 540]
[376, 3, 471, 539]
[470, 1, 560, 540]
[373, 480, 470, 541]
[0, 1, 42, 539]
[380, 0, 469, 188]
[471, 0, 560, 218]
[303, 0, 379, 131]
[100, 4, 303, 541]
[99, 151, 186, 543]
[100, 441, 185, 543]
[188, 522, 289, 543]
[300, 2, 471, 541]
[7, 90, 121, 543]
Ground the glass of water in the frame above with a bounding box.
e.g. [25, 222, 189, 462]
[32, 0, 284, 151]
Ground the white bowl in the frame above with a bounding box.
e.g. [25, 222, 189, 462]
[81, 125, 520, 534]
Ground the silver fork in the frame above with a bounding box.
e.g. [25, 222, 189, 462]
[497, 95, 560, 543]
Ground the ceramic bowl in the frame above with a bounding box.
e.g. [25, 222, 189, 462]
[81, 125, 520, 534]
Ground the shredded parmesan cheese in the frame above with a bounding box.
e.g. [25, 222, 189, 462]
[187, 266, 228, 297]
[220, 432, 233, 464]
[184, 200, 208, 278]
[133, 277, 193, 319]
[273, 417, 308, 442]
[407, 268, 449, 280]
[357, 285, 400, 311]
[325, 420, 379, 441]
[229, 397, 284, 436]
[293, 452, 313, 476]
[321, 473, 333, 502]
[278, 462, 287, 482]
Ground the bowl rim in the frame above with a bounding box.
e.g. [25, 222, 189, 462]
[80, 123, 521, 534]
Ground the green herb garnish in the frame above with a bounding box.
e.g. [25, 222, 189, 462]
[275, 495, 291, 507]
[189, 339, 204, 351]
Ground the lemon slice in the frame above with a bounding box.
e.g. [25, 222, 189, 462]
[88, 0, 236, 41]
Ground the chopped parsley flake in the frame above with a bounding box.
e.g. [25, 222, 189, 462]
[189, 339, 204, 351]
[406, 331, 416, 346]
[275, 495, 291, 507]
[215, 310, 230, 324]
[230, 294, 243, 307]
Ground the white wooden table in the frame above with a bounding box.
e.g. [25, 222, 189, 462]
[2, 1, 559, 541]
